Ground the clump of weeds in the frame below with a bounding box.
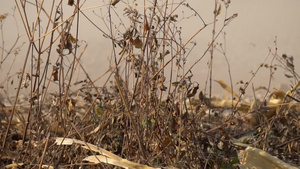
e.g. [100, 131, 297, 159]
[0, 0, 299, 168]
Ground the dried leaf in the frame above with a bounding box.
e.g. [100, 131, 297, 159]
[52, 65, 59, 81]
[5, 163, 24, 168]
[22, 73, 31, 88]
[269, 90, 285, 105]
[162, 136, 172, 147]
[67, 99, 75, 116]
[88, 125, 101, 135]
[187, 85, 199, 98]
[164, 50, 170, 56]
[170, 14, 178, 22]
[238, 147, 298, 169]
[284, 73, 294, 78]
[172, 81, 180, 87]
[67, 0, 74, 6]
[160, 83, 167, 91]
[111, 0, 120, 6]
[0, 13, 8, 21]
[286, 60, 294, 70]
[208, 98, 250, 112]
[68, 34, 78, 43]
[133, 36, 143, 49]
[282, 54, 287, 59]
[199, 91, 204, 101]
[287, 80, 300, 96]
[118, 48, 125, 55]
[232, 13, 238, 18]
[215, 80, 239, 98]
[54, 137, 155, 169]
[144, 17, 149, 34]
[215, 4, 221, 16]
[56, 32, 76, 54]
[41, 165, 54, 169]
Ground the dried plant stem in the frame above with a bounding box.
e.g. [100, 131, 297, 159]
[151, 24, 209, 80]
[114, 74, 146, 159]
[208, 0, 218, 122]
[38, 133, 50, 169]
[2, 42, 32, 148]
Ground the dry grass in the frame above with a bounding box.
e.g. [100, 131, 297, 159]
[0, 0, 299, 168]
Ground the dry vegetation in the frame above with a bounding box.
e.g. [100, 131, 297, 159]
[0, 0, 299, 168]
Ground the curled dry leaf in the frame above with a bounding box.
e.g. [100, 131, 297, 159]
[54, 137, 155, 169]
[238, 147, 298, 169]
[5, 163, 24, 169]
[215, 79, 239, 98]
[56, 32, 78, 54]
[22, 73, 31, 88]
[187, 84, 199, 98]
[52, 65, 59, 81]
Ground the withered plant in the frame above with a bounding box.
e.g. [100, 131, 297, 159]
[0, 0, 299, 169]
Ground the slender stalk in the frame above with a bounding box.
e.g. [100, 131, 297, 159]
[2, 42, 32, 149]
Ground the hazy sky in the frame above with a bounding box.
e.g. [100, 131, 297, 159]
[1, 0, 299, 95]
